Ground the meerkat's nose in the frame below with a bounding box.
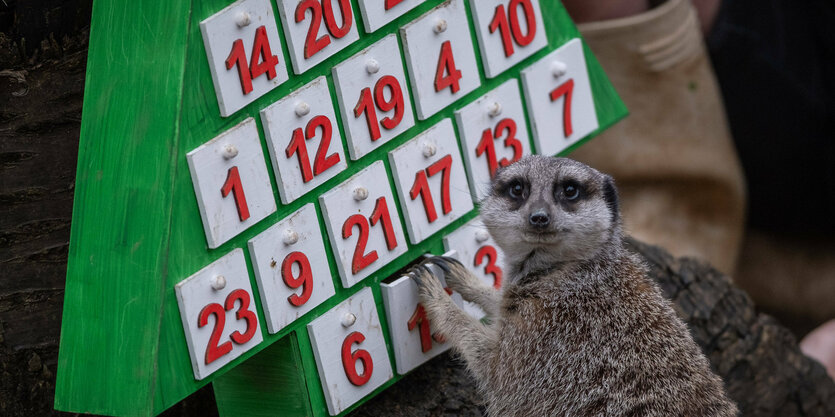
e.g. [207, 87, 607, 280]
[529, 210, 550, 228]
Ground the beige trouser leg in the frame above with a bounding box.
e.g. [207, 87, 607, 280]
[571, 0, 746, 274]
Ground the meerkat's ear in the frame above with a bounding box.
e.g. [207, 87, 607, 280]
[602, 175, 619, 221]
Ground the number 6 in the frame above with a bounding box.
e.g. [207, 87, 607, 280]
[341, 331, 373, 386]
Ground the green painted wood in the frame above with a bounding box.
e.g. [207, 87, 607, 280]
[53, 1, 193, 416]
[213, 332, 312, 416]
[56, 0, 627, 415]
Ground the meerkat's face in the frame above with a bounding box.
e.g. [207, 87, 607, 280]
[481, 156, 621, 266]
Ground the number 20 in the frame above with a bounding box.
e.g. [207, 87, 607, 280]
[296, 0, 353, 59]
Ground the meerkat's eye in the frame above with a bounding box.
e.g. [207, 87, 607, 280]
[559, 181, 582, 201]
[507, 180, 526, 200]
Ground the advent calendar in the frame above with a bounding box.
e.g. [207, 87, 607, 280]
[56, 0, 627, 416]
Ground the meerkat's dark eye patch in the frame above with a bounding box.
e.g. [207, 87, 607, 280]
[505, 179, 528, 201]
[555, 180, 585, 203]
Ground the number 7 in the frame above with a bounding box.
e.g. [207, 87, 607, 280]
[549, 79, 574, 138]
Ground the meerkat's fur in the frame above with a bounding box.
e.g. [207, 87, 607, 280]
[412, 156, 738, 416]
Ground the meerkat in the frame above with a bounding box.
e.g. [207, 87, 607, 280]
[411, 156, 738, 416]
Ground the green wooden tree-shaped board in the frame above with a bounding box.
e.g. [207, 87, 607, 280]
[55, 0, 627, 415]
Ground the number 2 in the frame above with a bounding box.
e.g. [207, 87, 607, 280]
[197, 289, 258, 365]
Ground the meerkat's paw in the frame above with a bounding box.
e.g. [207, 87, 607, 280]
[409, 263, 449, 305]
[427, 255, 488, 295]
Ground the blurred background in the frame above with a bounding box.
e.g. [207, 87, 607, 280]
[1, 0, 833, 415]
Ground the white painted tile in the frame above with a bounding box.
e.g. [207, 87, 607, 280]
[175, 249, 264, 380]
[468, 0, 548, 78]
[260, 76, 348, 204]
[332, 34, 415, 160]
[400, 0, 481, 120]
[521, 38, 599, 156]
[248, 203, 336, 334]
[308, 288, 393, 415]
[454, 79, 532, 201]
[200, 0, 289, 117]
[187, 118, 277, 249]
[388, 119, 474, 244]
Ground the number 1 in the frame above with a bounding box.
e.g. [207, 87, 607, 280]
[221, 166, 250, 221]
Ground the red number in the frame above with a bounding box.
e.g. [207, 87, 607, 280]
[226, 26, 280, 95]
[198, 303, 232, 365]
[197, 289, 259, 365]
[250, 26, 280, 81]
[475, 245, 503, 289]
[409, 155, 453, 223]
[226, 40, 252, 95]
[410, 171, 437, 223]
[221, 166, 250, 221]
[354, 75, 405, 142]
[286, 115, 341, 183]
[385, 0, 405, 10]
[323, 0, 353, 38]
[341, 331, 373, 386]
[342, 197, 398, 275]
[370, 197, 398, 250]
[287, 128, 314, 183]
[343, 214, 378, 274]
[489, 0, 537, 57]
[296, 0, 331, 59]
[434, 40, 462, 93]
[282, 251, 314, 307]
[549, 79, 575, 137]
[408, 304, 433, 353]
[225, 289, 258, 344]
[476, 118, 524, 177]
[296, 0, 353, 59]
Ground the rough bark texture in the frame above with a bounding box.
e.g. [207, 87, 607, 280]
[351, 239, 835, 416]
[1, 3, 834, 416]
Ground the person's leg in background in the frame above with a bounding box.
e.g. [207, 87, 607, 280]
[561, 0, 835, 379]
[564, 0, 747, 275]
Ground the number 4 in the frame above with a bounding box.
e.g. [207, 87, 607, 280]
[435, 41, 463, 93]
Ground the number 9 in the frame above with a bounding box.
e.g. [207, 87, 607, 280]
[281, 251, 314, 307]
